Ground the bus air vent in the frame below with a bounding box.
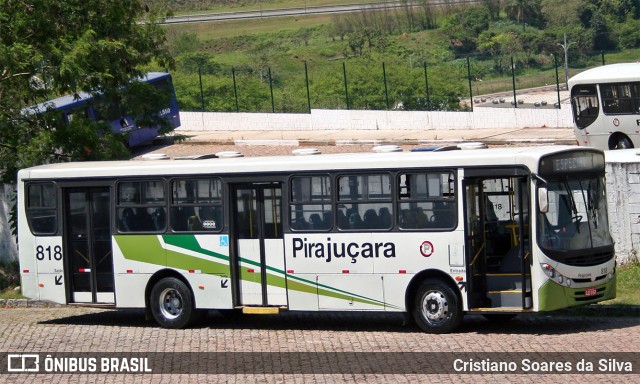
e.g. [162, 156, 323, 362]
[174, 153, 218, 160]
[215, 151, 244, 158]
[141, 153, 170, 161]
[372, 145, 402, 153]
[292, 148, 321, 155]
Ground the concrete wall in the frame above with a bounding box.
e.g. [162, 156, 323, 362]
[179, 107, 574, 131]
[605, 150, 640, 264]
[0, 184, 18, 263]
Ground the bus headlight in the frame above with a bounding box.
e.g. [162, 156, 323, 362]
[541, 263, 572, 288]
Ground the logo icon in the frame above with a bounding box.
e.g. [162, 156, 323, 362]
[7, 354, 40, 372]
[220, 235, 229, 247]
[420, 241, 434, 257]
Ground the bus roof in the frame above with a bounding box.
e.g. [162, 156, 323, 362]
[568, 63, 640, 88]
[25, 72, 170, 114]
[17, 146, 593, 181]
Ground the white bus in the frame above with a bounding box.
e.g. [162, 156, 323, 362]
[17, 146, 616, 333]
[569, 62, 640, 150]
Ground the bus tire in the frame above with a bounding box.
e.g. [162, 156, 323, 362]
[412, 279, 462, 334]
[610, 134, 633, 150]
[150, 277, 199, 329]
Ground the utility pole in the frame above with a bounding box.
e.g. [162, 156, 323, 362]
[557, 34, 575, 89]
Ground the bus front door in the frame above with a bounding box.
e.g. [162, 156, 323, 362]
[232, 184, 287, 308]
[463, 174, 532, 311]
[64, 188, 115, 304]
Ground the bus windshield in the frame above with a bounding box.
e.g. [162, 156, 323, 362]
[570, 85, 599, 129]
[538, 175, 613, 253]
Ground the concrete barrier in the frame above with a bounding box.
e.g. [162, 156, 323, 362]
[606, 150, 640, 264]
[179, 107, 574, 131]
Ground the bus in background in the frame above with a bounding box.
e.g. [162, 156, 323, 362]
[569, 62, 640, 150]
[17, 146, 616, 333]
[26, 72, 180, 147]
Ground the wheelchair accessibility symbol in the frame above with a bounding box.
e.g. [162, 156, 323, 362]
[220, 235, 229, 247]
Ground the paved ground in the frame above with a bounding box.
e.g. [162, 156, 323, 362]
[0, 307, 637, 382]
[132, 126, 577, 159]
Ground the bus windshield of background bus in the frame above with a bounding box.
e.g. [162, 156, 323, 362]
[537, 175, 612, 251]
[571, 85, 599, 129]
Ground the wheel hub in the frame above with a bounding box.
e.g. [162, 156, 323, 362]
[159, 288, 183, 319]
[422, 291, 448, 324]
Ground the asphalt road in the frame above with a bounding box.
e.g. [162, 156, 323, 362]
[161, 1, 482, 24]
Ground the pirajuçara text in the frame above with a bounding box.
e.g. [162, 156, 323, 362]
[292, 237, 396, 263]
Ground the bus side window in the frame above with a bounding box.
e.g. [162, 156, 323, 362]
[398, 172, 456, 230]
[290, 175, 332, 231]
[26, 183, 58, 235]
[170, 178, 223, 232]
[337, 174, 392, 230]
[117, 180, 166, 233]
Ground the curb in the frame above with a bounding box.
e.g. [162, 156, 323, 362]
[0, 299, 62, 308]
[181, 138, 578, 147]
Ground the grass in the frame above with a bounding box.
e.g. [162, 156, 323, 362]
[605, 260, 640, 306]
[0, 287, 25, 300]
[164, 13, 335, 40]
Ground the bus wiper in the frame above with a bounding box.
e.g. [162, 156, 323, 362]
[562, 177, 581, 233]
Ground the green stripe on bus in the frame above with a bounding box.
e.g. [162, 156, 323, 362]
[162, 235, 230, 262]
[115, 235, 230, 275]
[116, 234, 395, 309]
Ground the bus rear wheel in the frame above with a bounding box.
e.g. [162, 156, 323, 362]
[412, 279, 462, 334]
[610, 134, 633, 150]
[150, 277, 200, 329]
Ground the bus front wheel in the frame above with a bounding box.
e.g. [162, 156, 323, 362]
[412, 279, 463, 334]
[150, 277, 199, 329]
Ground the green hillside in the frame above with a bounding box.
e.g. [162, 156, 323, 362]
[149, 0, 640, 112]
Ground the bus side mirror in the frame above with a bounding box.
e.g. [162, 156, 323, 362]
[538, 186, 549, 213]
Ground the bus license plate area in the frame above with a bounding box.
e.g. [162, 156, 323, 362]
[585, 287, 597, 297]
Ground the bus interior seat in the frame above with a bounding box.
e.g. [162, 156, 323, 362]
[152, 208, 166, 231]
[309, 213, 323, 229]
[363, 209, 380, 229]
[378, 207, 391, 228]
[349, 212, 364, 229]
[337, 210, 349, 229]
[323, 211, 333, 229]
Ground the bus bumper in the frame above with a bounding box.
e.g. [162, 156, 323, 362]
[537, 274, 617, 311]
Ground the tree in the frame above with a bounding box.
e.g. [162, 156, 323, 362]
[505, 0, 544, 29]
[0, 0, 172, 183]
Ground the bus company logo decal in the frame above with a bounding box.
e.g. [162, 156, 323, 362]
[420, 241, 434, 257]
[292, 237, 396, 263]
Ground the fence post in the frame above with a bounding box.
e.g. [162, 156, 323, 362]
[304, 61, 311, 114]
[383, 62, 389, 110]
[466, 57, 473, 112]
[232, 67, 239, 113]
[343, 62, 350, 110]
[511, 56, 517, 108]
[268, 67, 275, 113]
[601, 51, 606, 66]
[198, 67, 205, 112]
[423, 62, 430, 109]
[554, 53, 561, 109]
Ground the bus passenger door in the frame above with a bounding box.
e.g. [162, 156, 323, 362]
[232, 184, 287, 308]
[463, 174, 532, 311]
[64, 188, 115, 304]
